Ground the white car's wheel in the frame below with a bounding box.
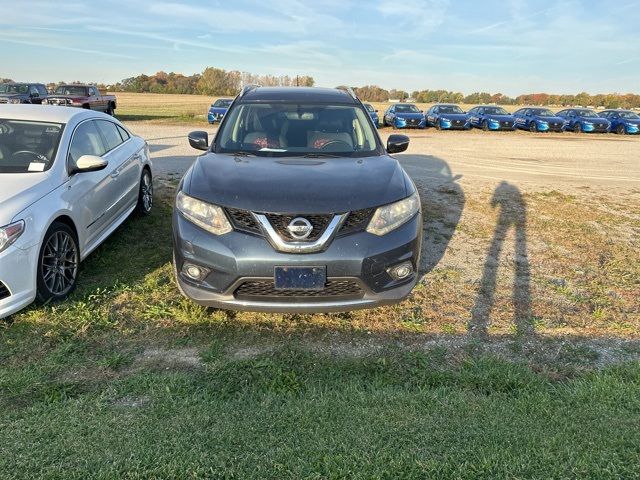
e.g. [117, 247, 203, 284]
[136, 169, 153, 215]
[36, 222, 79, 302]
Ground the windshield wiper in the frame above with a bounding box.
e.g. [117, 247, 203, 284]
[302, 153, 341, 158]
[224, 151, 256, 157]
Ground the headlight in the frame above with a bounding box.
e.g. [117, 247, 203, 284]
[0, 221, 25, 253]
[367, 192, 420, 236]
[176, 191, 232, 235]
[8, 98, 21, 104]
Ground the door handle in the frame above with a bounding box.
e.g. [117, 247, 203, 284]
[110, 170, 120, 179]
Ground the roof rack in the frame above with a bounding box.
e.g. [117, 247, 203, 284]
[336, 86, 357, 100]
[239, 84, 261, 98]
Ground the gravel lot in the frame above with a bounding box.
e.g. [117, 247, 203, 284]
[126, 122, 640, 196]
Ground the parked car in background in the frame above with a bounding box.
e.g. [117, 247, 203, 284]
[598, 110, 640, 135]
[513, 107, 566, 132]
[555, 108, 610, 133]
[425, 104, 471, 130]
[383, 103, 426, 129]
[0, 83, 48, 105]
[363, 103, 379, 128]
[43, 85, 117, 116]
[177, 86, 421, 313]
[208, 98, 233, 124]
[467, 106, 516, 131]
[0, 105, 153, 319]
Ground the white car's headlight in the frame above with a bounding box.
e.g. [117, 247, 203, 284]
[367, 192, 420, 236]
[0, 220, 25, 253]
[176, 191, 232, 235]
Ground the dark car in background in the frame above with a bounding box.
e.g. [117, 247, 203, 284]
[208, 98, 233, 124]
[467, 106, 516, 131]
[556, 108, 610, 133]
[363, 103, 379, 128]
[425, 104, 470, 130]
[43, 84, 117, 115]
[383, 103, 426, 129]
[0, 83, 48, 104]
[513, 107, 567, 132]
[176, 86, 422, 312]
[599, 110, 640, 135]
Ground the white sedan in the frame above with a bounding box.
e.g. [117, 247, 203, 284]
[0, 105, 153, 318]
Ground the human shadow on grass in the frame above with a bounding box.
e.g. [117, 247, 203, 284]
[395, 154, 465, 277]
[468, 181, 533, 338]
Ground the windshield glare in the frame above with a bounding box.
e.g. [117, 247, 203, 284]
[213, 99, 232, 108]
[54, 85, 87, 96]
[576, 110, 598, 118]
[485, 107, 509, 115]
[531, 109, 555, 116]
[395, 104, 420, 113]
[439, 105, 464, 114]
[0, 84, 28, 94]
[216, 102, 380, 157]
[0, 119, 64, 173]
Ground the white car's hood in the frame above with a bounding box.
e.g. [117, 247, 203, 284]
[0, 173, 55, 226]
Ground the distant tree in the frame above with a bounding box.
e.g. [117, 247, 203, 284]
[353, 85, 390, 102]
[389, 89, 408, 101]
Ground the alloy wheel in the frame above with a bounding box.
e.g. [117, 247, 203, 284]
[41, 230, 78, 296]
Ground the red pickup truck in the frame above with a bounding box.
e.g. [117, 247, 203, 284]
[43, 84, 117, 115]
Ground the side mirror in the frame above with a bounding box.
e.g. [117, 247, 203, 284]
[375, 109, 379, 113]
[73, 155, 108, 174]
[387, 134, 410, 154]
[188, 131, 209, 151]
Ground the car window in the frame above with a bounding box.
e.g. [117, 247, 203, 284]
[0, 119, 64, 173]
[29, 85, 39, 96]
[96, 120, 124, 152]
[37, 85, 48, 96]
[116, 125, 130, 141]
[69, 121, 106, 167]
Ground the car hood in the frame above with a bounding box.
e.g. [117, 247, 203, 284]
[186, 154, 410, 214]
[0, 173, 53, 225]
[438, 113, 468, 121]
[486, 114, 513, 122]
[395, 113, 424, 120]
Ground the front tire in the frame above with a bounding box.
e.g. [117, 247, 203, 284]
[529, 121, 537, 133]
[482, 120, 489, 132]
[573, 123, 582, 134]
[105, 104, 115, 116]
[135, 169, 153, 216]
[617, 124, 626, 135]
[36, 223, 79, 303]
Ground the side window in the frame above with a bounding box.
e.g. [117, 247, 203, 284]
[68, 121, 106, 168]
[96, 120, 124, 152]
[89, 87, 96, 96]
[29, 85, 39, 96]
[37, 85, 48, 96]
[116, 125, 130, 141]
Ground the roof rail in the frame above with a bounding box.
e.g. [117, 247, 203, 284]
[336, 86, 357, 100]
[239, 84, 261, 98]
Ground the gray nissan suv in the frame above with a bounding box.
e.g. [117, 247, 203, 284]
[173, 86, 422, 312]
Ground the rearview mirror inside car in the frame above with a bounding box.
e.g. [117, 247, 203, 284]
[188, 131, 209, 151]
[73, 155, 108, 174]
[387, 134, 410, 154]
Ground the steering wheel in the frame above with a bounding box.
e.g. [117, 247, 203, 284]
[320, 140, 352, 151]
[12, 150, 47, 163]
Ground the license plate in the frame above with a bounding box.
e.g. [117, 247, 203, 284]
[274, 266, 326, 290]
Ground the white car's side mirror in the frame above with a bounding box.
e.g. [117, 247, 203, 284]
[73, 155, 108, 174]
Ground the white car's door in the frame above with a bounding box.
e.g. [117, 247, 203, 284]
[64, 120, 121, 247]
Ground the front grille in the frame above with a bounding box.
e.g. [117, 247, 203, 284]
[234, 279, 364, 302]
[265, 213, 332, 242]
[225, 207, 261, 235]
[339, 208, 374, 235]
[0, 282, 10, 300]
[406, 118, 421, 126]
[501, 121, 513, 128]
[454, 120, 463, 126]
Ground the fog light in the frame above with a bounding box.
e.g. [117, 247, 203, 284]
[181, 262, 209, 282]
[387, 262, 414, 280]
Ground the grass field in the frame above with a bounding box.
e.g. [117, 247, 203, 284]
[2, 178, 639, 477]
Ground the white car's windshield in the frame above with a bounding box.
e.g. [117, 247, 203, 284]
[0, 119, 64, 173]
[216, 102, 381, 157]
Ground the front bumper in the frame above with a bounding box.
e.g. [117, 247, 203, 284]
[173, 210, 422, 313]
[0, 244, 38, 319]
[208, 112, 225, 124]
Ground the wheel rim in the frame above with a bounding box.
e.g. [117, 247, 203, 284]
[141, 172, 153, 212]
[618, 125, 625, 135]
[41, 231, 78, 296]
[574, 124, 581, 133]
[530, 122, 537, 132]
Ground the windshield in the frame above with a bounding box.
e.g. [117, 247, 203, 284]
[576, 110, 598, 118]
[364, 104, 375, 113]
[0, 84, 28, 94]
[531, 109, 555, 116]
[0, 119, 64, 173]
[439, 105, 464, 114]
[484, 107, 509, 115]
[54, 85, 87, 96]
[395, 104, 420, 113]
[213, 99, 233, 108]
[216, 102, 381, 157]
[619, 111, 640, 119]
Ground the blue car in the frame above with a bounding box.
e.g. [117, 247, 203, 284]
[363, 103, 379, 128]
[555, 108, 610, 133]
[207, 98, 233, 124]
[467, 106, 516, 131]
[513, 107, 567, 133]
[383, 103, 426, 129]
[425, 104, 470, 130]
[598, 110, 640, 135]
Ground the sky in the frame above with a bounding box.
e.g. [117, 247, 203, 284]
[0, 0, 638, 96]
